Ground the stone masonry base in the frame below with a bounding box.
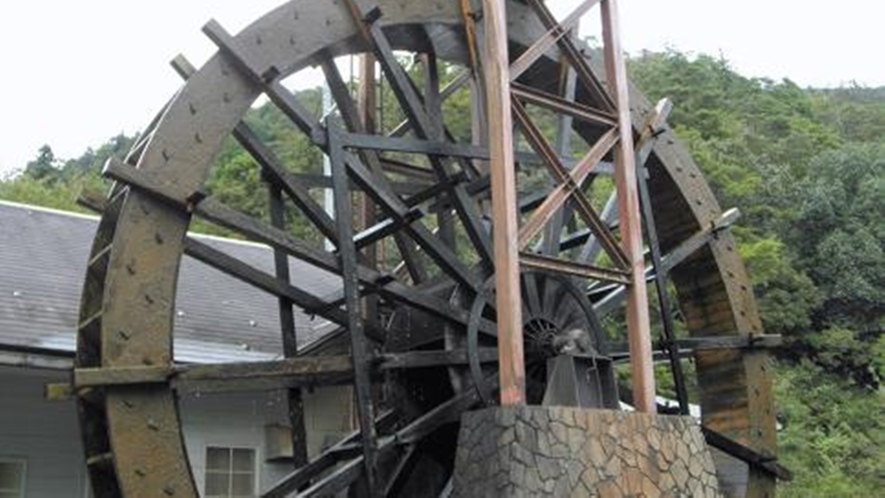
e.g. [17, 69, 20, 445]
[452, 406, 721, 497]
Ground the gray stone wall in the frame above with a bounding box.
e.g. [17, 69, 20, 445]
[452, 406, 721, 497]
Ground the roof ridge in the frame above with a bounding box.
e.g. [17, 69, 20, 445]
[0, 199, 271, 250]
[0, 199, 99, 221]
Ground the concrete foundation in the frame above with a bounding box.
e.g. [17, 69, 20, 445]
[452, 406, 721, 497]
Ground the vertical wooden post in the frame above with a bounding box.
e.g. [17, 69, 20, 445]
[481, 0, 525, 405]
[600, 0, 657, 413]
[358, 54, 380, 309]
[268, 183, 309, 466]
[327, 123, 378, 496]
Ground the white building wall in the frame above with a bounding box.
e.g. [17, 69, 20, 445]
[0, 366, 90, 498]
[0, 365, 353, 497]
[179, 387, 353, 494]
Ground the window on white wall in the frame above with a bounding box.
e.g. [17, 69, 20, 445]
[0, 459, 26, 498]
[204, 447, 257, 498]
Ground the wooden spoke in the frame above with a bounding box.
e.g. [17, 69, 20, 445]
[342, 0, 495, 270]
[322, 57, 430, 284]
[182, 237, 386, 342]
[387, 69, 471, 138]
[328, 122, 380, 491]
[593, 208, 742, 317]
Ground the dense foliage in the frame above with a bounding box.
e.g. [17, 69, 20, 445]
[630, 51, 883, 496]
[1, 50, 882, 495]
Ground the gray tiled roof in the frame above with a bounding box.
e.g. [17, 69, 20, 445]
[0, 200, 342, 363]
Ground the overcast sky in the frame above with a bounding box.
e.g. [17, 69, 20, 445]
[0, 0, 881, 175]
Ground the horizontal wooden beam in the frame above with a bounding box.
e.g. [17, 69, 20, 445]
[520, 251, 631, 284]
[337, 133, 490, 160]
[607, 334, 783, 359]
[66, 348, 503, 393]
[511, 82, 616, 127]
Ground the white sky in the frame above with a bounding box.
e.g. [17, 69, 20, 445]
[0, 0, 881, 175]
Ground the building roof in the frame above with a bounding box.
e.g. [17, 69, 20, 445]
[0, 200, 342, 364]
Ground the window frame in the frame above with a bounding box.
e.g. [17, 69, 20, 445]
[0, 457, 27, 498]
[203, 445, 259, 498]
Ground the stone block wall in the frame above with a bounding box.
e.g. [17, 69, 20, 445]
[452, 406, 721, 497]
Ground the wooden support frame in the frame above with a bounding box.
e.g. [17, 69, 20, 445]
[599, 0, 656, 413]
[480, 0, 525, 405]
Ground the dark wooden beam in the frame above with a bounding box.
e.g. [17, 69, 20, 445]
[702, 427, 792, 481]
[327, 122, 380, 493]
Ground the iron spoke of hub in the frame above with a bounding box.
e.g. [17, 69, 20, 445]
[522, 272, 543, 317]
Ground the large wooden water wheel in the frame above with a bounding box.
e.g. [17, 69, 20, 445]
[72, 0, 781, 496]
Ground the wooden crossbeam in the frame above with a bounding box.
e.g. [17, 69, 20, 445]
[524, 0, 616, 112]
[509, 0, 602, 81]
[511, 82, 617, 127]
[516, 128, 619, 248]
[520, 252, 630, 284]
[511, 98, 629, 269]
[337, 133, 489, 159]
